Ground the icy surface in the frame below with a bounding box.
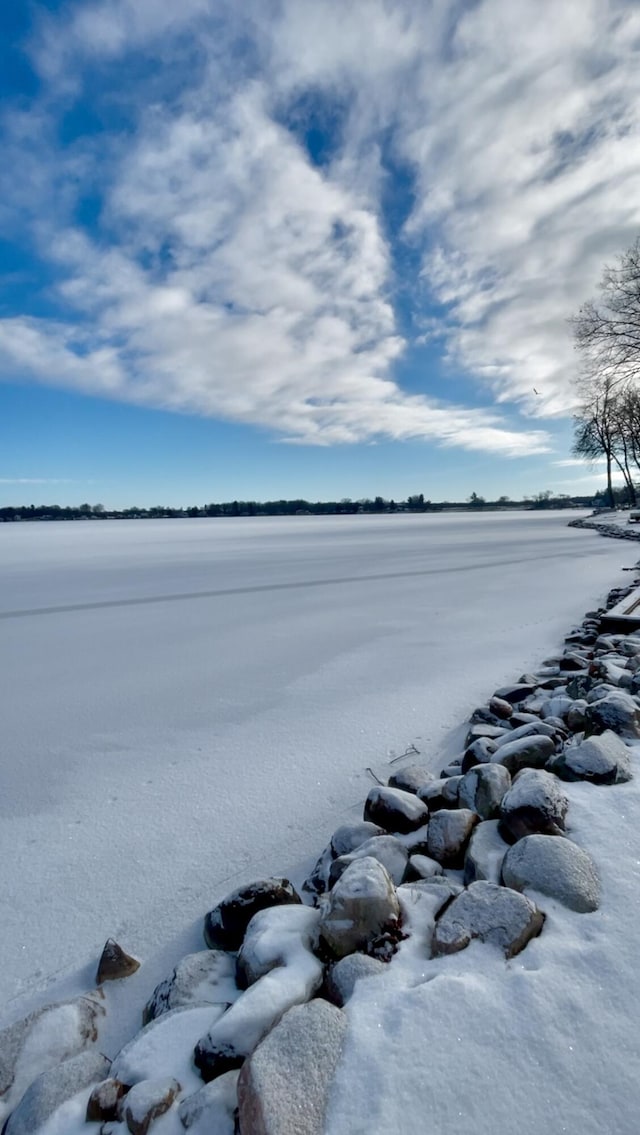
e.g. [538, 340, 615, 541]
[0, 512, 629, 1014]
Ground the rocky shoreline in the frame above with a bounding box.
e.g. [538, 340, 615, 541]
[3, 524, 640, 1135]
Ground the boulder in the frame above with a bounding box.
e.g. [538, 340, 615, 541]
[566, 701, 588, 732]
[464, 724, 507, 746]
[86, 1077, 129, 1123]
[325, 954, 387, 1007]
[540, 696, 574, 721]
[143, 950, 238, 1023]
[418, 778, 460, 810]
[237, 1000, 347, 1135]
[458, 764, 511, 820]
[548, 730, 632, 785]
[492, 721, 556, 748]
[432, 881, 544, 959]
[328, 835, 409, 888]
[237, 906, 321, 988]
[469, 707, 505, 727]
[489, 695, 514, 719]
[112, 1006, 226, 1087]
[388, 764, 435, 794]
[493, 683, 536, 705]
[502, 834, 600, 913]
[426, 809, 479, 868]
[4, 1050, 110, 1135]
[119, 1076, 180, 1135]
[499, 769, 568, 842]
[585, 692, 640, 738]
[405, 854, 444, 881]
[317, 857, 400, 960]
[178, 1070, 239, 1132]
[490, 734, 555, 776]
[461, 737, 497, 774]
[204, 879, 301, 951]
[303, 824, 384, 898]
[363, 786, 429, 834]
[464, 820, 509, 885]
[96, 938, 140, 984]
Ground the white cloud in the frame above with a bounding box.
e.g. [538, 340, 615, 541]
[3, 0, 639, 454]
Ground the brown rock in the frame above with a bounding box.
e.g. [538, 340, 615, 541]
[96, 939, 140, 984]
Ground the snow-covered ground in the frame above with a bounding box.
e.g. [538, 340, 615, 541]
[0, 511, 631, 1029]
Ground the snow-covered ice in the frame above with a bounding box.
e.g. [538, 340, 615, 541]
[0, 511, 631, 1022]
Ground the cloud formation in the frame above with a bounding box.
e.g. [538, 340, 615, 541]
[1, 0, 639, 454]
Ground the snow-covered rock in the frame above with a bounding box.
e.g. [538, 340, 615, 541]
[585, 691, 640, 737]
[548, 729, 632, 785]
[502, 834, 600, 913]
[86, 1077, 128, 1123]
[405, 854, 444, 881]
[111, 1006, 225, 1090]
[461, 736, 498, 773]
[426, 808, 479, 868]
[203, 878, 301, 951]
[432, 881, 544, 959]
[303, 824, 384, 898]
[317, 857, 400, 960]
[325, 954, 387, 1007]
[490, 733, 555, 775]
[194, 909, 324, 1081]
[328, 835, 409, 888]
[458, 764, 511, 819]
[4, 1050, 110, 1135]
[499, 769, 569, 841]
[119, 1076, 180, 1134]
[237, 999, 347, 1135]
[493, 682, 536, 704]
[143, 950, 238, 1022]
[492, 721, 556, 748]
[418, 778, 460, 810]
[540, 695, 575, 721]
[464, 820, 509, 885]
[387, 764, 435, 794]
[489, 695, 514, 719]
[178, 1070, 239, 1132]
[363, 786, 429, 834]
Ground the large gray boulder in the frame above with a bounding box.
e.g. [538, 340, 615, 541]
[499, 768, 568, 842]
[585, 692, 640, 738]
[363, 786, 429, 834]
[317, 857, 400, 960]
[325, 953, 387, 1007]
[4, 1050, 110, 1135]
[464, 820, 509, 885]
[328, 835, 409, 888]
[178, 1070, 239, 1132]
[461, 736, 498, 774]
[237, 999, 347, 1135]
[459, 764, 511, 819]
[547, 729, 632, 785]
[426, 809, 479, 868]
[502, 834, 600, 913]
[143, 950, 239, 1023]
[303, 823, 384, 897]
[432, 881, 544, 959]
[490, 734, 555, 776]
[119, 1076, 180, 1134]
[204, 878, 301, 951]
[112, 1006, 226, 1086]
[237, 906, 321, 988]
[388, 764, 435, 794]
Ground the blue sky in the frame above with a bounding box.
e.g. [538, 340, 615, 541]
[1, 0, 639, 508]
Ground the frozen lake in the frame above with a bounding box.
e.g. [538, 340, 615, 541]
[0, 512, 631, 1013]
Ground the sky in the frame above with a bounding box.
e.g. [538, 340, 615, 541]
[1, 0, 639, 508]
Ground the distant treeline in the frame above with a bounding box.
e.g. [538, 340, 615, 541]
[0, 489, 615, 522]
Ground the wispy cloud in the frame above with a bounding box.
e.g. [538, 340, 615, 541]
[0, 478, 76, 485]
[1, 0, 638, 454]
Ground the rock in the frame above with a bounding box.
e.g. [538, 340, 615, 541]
[387, 764, 435, 794]
[458, 764, 511, 820]
[566, 674, 595, 700]
[426, 809, 479, 868]
[112, 1006, 226, 1089]
[392, 824, 430, 856]
[418, 778, 459, 810]
[97, 938, 141, 984]
[502, 834, 600, 913]
[363, 786, 429, 834]
[432, 881, 544, 959]
[566, 701, 588, 732]
[143, 950, 239, 1023]
[464, 724, 507, 746]
[329, 835, 409, 888]
[440, 763, 464, 779]
[0, 994, 102, 1112]
[237, 906, 321, 987]
[464, 820, 510, 885]
[540, 696, 574, 721]
[119, 1076, 180, 1134]
[559, 651, 591, 672]
[489, 696, 514, 719]
[86, 1077, 129, 1122]
[585, 691, 640, 737]
[195, 909, 324, 1082]
[204, 879, 301, 951]
[317, 857, 400, 960]
[178, 1070, 239, 1132]
[499, 769, 568, 842]
[237, 1000, 347, 1135]
[493, 683, 536, 705]
[303, 824, 384, 898]
[548, 729, 632, 785]
[325, 954, 387, 1007]
[492, 721, 556, 748]
[4, 1049, 111, 1135]
[469, 707, 505, 727]
[490, 734, 555, 775]
[461, 737, 498, 773]
[405, 854, 444, 881]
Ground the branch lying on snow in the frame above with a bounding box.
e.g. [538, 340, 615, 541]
[388, 743, 421, 765]
[365, 767, 384, 785]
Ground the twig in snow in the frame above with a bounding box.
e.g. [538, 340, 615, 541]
[365, 767, 384, 785]
[388, 743, 421, 765]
